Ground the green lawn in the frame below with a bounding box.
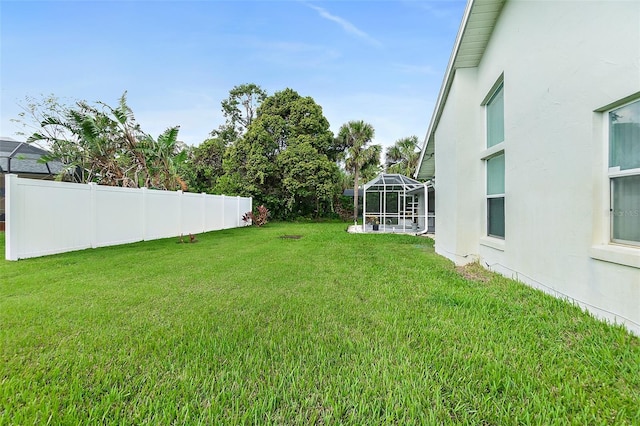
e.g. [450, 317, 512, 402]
[1, 223, 639, 424]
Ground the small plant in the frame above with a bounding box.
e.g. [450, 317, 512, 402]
[243, 205, 270, 227]
[178, 233, 198, 243]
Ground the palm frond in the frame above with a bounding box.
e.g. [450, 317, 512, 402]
[26, 132, 47, 144]
[157, 126, 180, 150]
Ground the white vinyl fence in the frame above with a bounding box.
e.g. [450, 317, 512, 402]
[4, 174, 252, 260]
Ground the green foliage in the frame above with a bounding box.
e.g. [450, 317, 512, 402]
[212, 83, 267, 146]
[1, 224, 639, 424]
[337, 120, 382, 221]
[183, 137, 227, 193]
[385, 135, 421, 176]
[335, 195, 355, 221]
[182, 84, 268, 194]
[220, 88, 341, 219]
[277, 140, 340, 213]
[16, 92, 187, 190]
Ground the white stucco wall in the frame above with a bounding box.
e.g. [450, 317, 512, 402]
[434, 0, 640, 334]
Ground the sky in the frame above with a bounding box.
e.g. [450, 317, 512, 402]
[0, 0, 467, 153]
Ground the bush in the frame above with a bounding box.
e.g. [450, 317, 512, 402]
[242, 205, 270, 227]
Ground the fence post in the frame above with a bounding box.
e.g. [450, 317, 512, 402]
[221, 194, 226, 229]
[5, 174, 18, 260]
[177, 189, 183, 237]
[201, 192, 206, 233]
[89, 182, 97, 248]
[141, 187, 148, 241]
[237, 196, 241, 227]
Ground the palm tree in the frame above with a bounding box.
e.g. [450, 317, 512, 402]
[385, 135, 421, 176]
[337, 120, 381, 222]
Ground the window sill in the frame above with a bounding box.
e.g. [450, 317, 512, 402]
[590, 244, 640, 269]
[480, 143, 504, 160]
[480, 237, 505, 251]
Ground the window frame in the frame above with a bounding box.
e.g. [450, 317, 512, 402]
[486, 153, 505, 239]
[482, 78, 506, 240]
[486, 83, 505, 148]
[607, 98, 640, 247]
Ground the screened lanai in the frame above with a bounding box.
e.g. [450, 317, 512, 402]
[362, 173, 434, 234]
[1, 138, 64, 230]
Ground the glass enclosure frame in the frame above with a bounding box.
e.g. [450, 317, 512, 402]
[362, 173, 430, 233]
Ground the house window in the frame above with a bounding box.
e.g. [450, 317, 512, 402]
[487, 83, 504, 148]
[487, 153, 505, 238]
[609, 99, 640, 246]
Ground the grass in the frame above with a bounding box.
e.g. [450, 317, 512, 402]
[1, 223, 639, 424]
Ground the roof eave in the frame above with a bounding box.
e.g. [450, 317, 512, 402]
[415, 0, 506, 181]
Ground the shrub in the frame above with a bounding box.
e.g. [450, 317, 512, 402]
[242, 205, 270, 227]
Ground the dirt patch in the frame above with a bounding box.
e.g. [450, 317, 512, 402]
[456, 262, 493, 283]
[280, 235, 303, 239]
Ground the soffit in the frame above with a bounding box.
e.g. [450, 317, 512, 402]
[455, 0, 505, 69]
[415, 0, 505, 181]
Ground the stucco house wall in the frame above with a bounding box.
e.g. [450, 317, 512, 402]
[429, 0, 640, 334]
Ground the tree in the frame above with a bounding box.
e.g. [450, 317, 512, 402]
[385, 135, 421, 176]
[182, 137, 226, 193]
[184, 84, 267, 193]
[20, 92, 187, 190]
[277, 138, 340, 215]
[337, 120, 381, 222]
[211, 83, 267, 145]
[218, 88, 341, 219]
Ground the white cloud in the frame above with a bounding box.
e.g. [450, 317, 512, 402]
[403, 0, 462, 19]
[306, 3, 382, 47]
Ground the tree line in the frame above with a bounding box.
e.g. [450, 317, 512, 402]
[14, 84, 421, 221]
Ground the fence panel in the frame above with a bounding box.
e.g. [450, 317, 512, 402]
[181, 192, 205, 235]
[205, 195, 225, 231]
[4, 174, 251, 260]
[144, 189, 181, 240]
[9, 178, 93, 259]
[94, 185, 143, 247]
[224, 196, 239, 229]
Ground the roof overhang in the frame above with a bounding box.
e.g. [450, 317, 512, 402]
[0, 139, 64, 175]
[363, 173, 423, 191]
[415, 0, 506, 181]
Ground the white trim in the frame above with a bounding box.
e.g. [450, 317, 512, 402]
[480, 143, 505, 160]
[590, 245, 640, 269]
[606, 97, 640, 248]
[485, 151, 505, 239]
[480, 236, 505, 251]
[416, 0, 507, 180]
[595, 90, 640, 112]
[608, 167, 640, 178]
[416, 0, 477, 178]
[485, 82, 505, 149]
[481, 77, 504, 106]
